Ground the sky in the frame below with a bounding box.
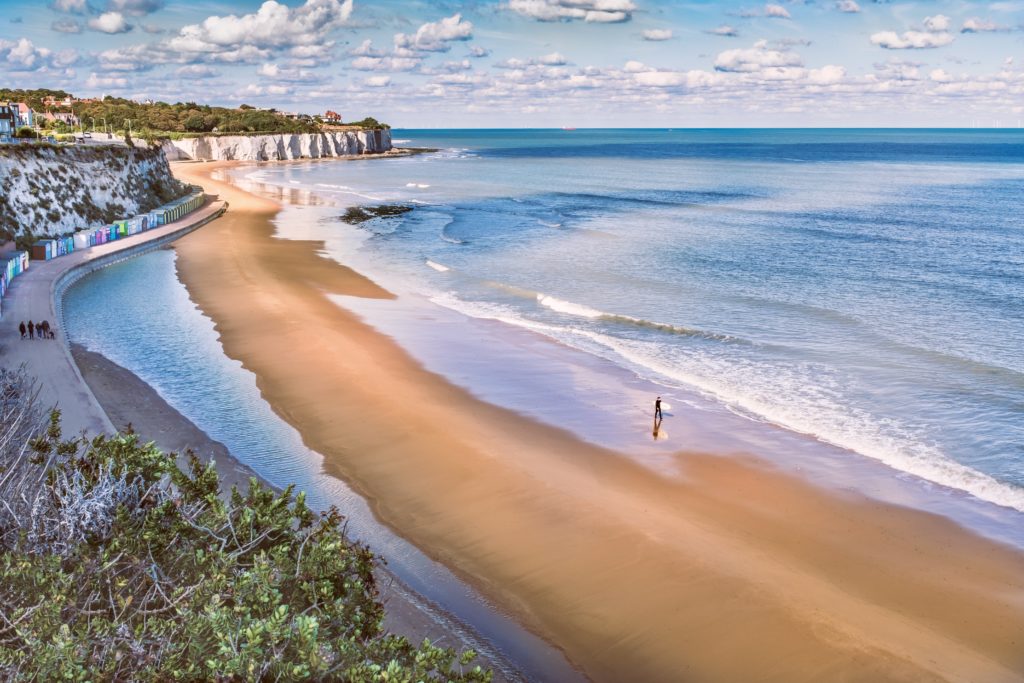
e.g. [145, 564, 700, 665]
[0, 0, 1022, 127]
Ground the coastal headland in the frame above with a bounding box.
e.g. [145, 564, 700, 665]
[169, 160, 1024, 683]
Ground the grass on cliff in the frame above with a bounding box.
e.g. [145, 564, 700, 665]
[0, 367, 490, 682]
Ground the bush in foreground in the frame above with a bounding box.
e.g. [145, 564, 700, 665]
[0, 368, 490, 682]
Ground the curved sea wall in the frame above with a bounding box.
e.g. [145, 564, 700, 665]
[163, 130, 392, 162]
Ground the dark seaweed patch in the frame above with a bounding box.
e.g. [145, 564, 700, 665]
[341, 204, 414, 224]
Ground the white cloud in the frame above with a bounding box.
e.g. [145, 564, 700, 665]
[715, 40, 803, 72]
[364, 75, 391, 87]
[807, 65, 846, 84]
[142, 23, 165, 34]
[468, 46, 491, 58]
[765, 4, 791, 19]
[86, 73, 129, 89]
[634, 71, 686, 87]
[349, 39, 385, 57]
[350, 55, 422, 72]
[107, 0, 164, 16]
[642, 29, 673, 41]
[257, 62, 323, 83]
[0, 38, 52, 70]
[929, 68, 953, 82]
[923, 15, 951, 32]
[537, 52, 568, 65]
[97, 0, 353, 70]
[287, 43, 335, 66]
[835, 0, 860, 13]
[52, 19, 83, 33]
[961, 18, 1010, 33]
[438, 59, 472, 72]
[495, 53, 570, 69]
[870, 30, 954, 49]
[169, 0, 352, 52]
[394, 14, 473, 52]
[507, 0, 637, 23]
[88, 11, 132, 34]
[50, 0, 88, 14]
[708, 25, 739, 36]
[175, 64, 219, 77]
[874, 59, 922, 80]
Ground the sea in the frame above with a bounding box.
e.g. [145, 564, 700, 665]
[68, 128, 1024, 541]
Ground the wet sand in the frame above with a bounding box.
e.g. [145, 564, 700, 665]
[170, 160, 1024, 683]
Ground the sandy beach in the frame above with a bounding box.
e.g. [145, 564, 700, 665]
[169, 160, 1024, 683]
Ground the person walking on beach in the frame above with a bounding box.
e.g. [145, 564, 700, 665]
[19, 321, 26, 339]
[41, 320, 50, 339]
[27, 321, 34, 340]
[654, 396, 663, 421]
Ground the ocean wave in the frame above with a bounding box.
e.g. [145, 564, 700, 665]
[538, 220, 562, 228]
[585, 335, 1024, 513]
[536, 294, 604, 318]
[536, 294, 740, 342]
[392, 139, 411, 144]
[426, 260, 450, 272]
[406, 183, 432, 188]
[436, 218, 464, 246]
[428, 290, 1024, 511]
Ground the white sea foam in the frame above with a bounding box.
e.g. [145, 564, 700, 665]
[392, 139, 411, 144]
[538, 220, 562, 228]
[426, 260, 450, 272]
[435, 292, 1024, 514]
[406, 183, 431, 189]
[537, 294, 604, 318]
[535, 294, 738, 341]
[576, 331, 1024, 513]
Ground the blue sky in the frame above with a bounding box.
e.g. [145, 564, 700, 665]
[1, 0, 1022, 126]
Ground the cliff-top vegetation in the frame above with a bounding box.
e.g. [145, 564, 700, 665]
[0, 89, 389, 137]
[0, 367, 489, 681]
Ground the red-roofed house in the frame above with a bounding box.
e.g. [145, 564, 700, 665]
[323, 110, 342, 124]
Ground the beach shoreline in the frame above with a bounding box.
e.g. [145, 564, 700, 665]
[167, 159, 1024, 682]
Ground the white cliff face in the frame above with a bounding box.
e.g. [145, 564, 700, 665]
[0, 145, 187, 238]
[163, 130, 392, 162]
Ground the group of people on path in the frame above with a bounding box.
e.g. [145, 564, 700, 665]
[19, 320, 55, 340]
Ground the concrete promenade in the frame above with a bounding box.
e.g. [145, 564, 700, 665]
[0, 199, 227, 437]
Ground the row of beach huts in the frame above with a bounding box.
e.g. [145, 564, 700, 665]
[0, 190, 205, 317]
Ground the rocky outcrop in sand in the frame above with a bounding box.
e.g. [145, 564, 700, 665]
[163, 130, 392, 162]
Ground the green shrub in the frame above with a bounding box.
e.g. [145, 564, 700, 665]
[0, 381, 491, 682]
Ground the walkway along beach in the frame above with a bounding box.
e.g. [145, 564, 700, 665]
[168, 161, 1024, 683]
[0, 197, 226, 436]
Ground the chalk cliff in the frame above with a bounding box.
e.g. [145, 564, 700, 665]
[163, 130, 392, 162]
[0, 145, 188, 240]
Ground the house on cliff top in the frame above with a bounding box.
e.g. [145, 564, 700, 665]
[324, 110, 343, 124]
